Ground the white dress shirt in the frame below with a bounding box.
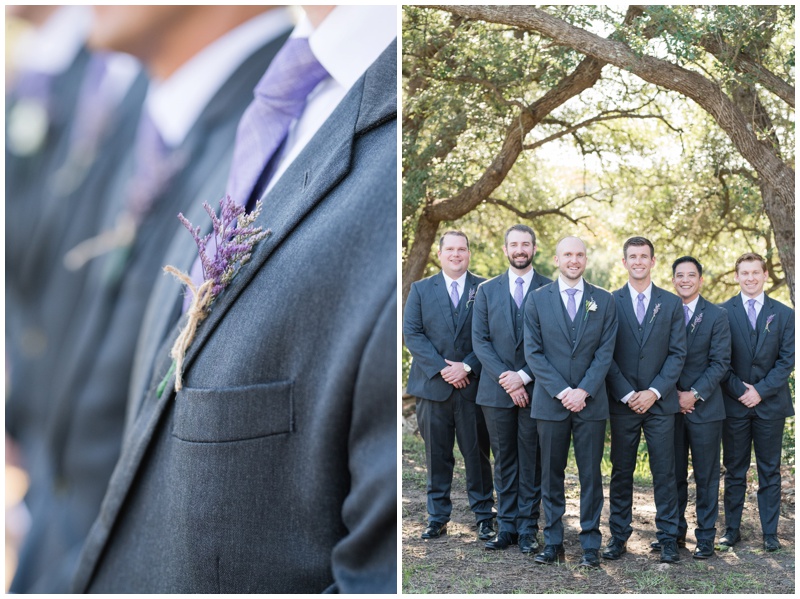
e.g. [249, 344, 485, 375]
[683, 296, 700, 323]
[265, 5, 397, 192]
[12, 6, 91, 76]
[146, 8, 295, 148]
[442, 272, 467, 304]
[740, 291, 765, 320]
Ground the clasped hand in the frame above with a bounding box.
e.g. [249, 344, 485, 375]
[499, 371, 528, 407]
[441, 359, 469, 389]
[561, 388, 588, 413]
[628, 389, 657, 414]
[738, 382, 762, 408]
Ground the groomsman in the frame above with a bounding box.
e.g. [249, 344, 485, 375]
[653, 256, 730, 559]
[720, 252, 794, 552]
[472, 225, 550, 553]
[524, 236, 617, 568]
[604, 237, 686, 563]
[405, 231, 495, 541]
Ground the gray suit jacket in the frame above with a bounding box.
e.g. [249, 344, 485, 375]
[678, 296, 730, 424]
[721, 293, 794, 420]
[606, 283, 687, 416]
[525, 280, 617, 421]
[73, 39, 397, 594]
[14, 35, 290, 594]
[472, 270, 551, 408]
[404, 270, 485, 402]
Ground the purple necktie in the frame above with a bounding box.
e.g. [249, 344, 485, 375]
[514, 277, 524, 309]
[684, 304, 690, 325]
[566, 288, 578, 321]
[636, 293, 646, 325]
[450, 281, 459, 308]
[184, 38, 328, 311]
[747, 298, 757, 330]
[226, 37, 329, 209]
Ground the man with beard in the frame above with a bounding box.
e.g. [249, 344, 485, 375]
[472, 225, 551, 553]
[524, 236, 617, 567]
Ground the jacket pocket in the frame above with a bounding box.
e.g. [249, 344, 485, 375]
[172, 380, 294, 442]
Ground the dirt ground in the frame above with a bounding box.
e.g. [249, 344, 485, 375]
[402, 418, 796, 594]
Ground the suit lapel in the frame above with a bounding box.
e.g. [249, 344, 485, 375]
[548, 283, 572, 345]
[617, 286, 642, 344]
[729, 295, 755, 358]
[754, 295, 774, 355]
[495, 272, 515, 342]
[434, 273, 457, 337]
[572, 282, 593, 354]
[454, 272, 477, 338]
[640, 285, 662, 346]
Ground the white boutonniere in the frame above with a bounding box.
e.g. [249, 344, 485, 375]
[584, 298, 598, 321]
[690, 312, 703, 333]
[764, 314, 776, 333]
[649, 303, 661, 324]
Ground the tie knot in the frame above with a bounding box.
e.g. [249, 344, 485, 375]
[637, 293, 645, 300]
[566, 288, 578, 297]
[515, 277, 524, 286]
[451, 281, 458, 291]
[254, 37, 329, 116]
[748, 299, 756, 308]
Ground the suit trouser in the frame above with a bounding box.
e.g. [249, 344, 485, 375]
[416, 394, 494, 525]
[537, 415, 606, 550]
[722, 415, 785, 535]
[609, 412, 679, 542]
[481, 404, 541, 535]
[674, 414, 722, 542]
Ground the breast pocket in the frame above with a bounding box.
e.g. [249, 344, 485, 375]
[172, 380, 294, 443]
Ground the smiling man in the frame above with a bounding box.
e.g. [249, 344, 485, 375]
[472, 225, 551, 553]
[404, 230, 495, 542]
[524, 236, 617, 568]
[719, 252, 794, 552]
[605, 236, 687, 563]
[652, 256, 730, 560]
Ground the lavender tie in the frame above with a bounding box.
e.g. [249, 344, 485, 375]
[747, 298, 757, 330]
[684, 304, 691, 326]
[566, 288, 578, 321]
[450, 281, 460, 308]
[184, 38, 328, 310]
[226, 37, 329, 209]
[636, 293, 646, 325]
[514, 277, 524, 309]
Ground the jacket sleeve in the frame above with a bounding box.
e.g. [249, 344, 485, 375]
[753, 306, 795, 400]
[471, 284, 507, 383]
[689, 309, 731, 400]
[402, 282, 447, 379]
[577, 294, 618, 398]
[523, 291, 570, 398]
[649, 298, 688, 397]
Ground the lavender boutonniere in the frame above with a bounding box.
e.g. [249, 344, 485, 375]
[466, 287, 477, 308]
[157, 195, 269, 395]
[649, 302, 661, 324]
[690, 312, 703, 333]
[764, 313, 776, 333]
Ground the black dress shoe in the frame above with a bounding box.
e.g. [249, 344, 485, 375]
[421, 521, 447, 539]
[717, 528, 740, 549]
[601, 538, 627, 560]
[534, 544, 565, 564]
[519, 533, 539, 554]
[693, 540, 714, 559]
[484, 531, 518, 550]
[578, 549, 601, 569]
[650, 533, 686, 551]
[763, 534, 781, 552]
[660, 539, 680, 563]
[477, 519, 496, 541]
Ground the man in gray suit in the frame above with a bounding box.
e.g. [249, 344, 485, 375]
[405, 230, 495, 541]
[524, 236, 617, 568]
[648, 256, 730, 559]
[11, 6, 293, 593]
[720, 252, 794, 552]
[604, 237, 686, 564]
[72, 6, 396, 593]
[472, 224, 550, 553]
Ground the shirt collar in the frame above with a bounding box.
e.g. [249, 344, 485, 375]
[13, 6, 91, 75]
[442, 271, 468, 291]
[559, 276, 585, 294]
[145, 8, 294, 148]
[685, 296, 700, 314]
[509, 268, 534, 285]
[628, 282, 652, 302]
[740, 291, 765, 307]
[295, 5, 397, 93]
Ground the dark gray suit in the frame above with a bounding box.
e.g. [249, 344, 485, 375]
[72, 40, 397, 593]
[405, 270, 494, 527]
[525, 280, 617, 550]
[472, 270, 550, 536]
[12, 35, 291, 594]
[673, 296, 730, 543]
[606, 284, 686, 543]
[721, 293, 794, 536]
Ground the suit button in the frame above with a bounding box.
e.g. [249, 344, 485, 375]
[640, 355, 645, 360]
